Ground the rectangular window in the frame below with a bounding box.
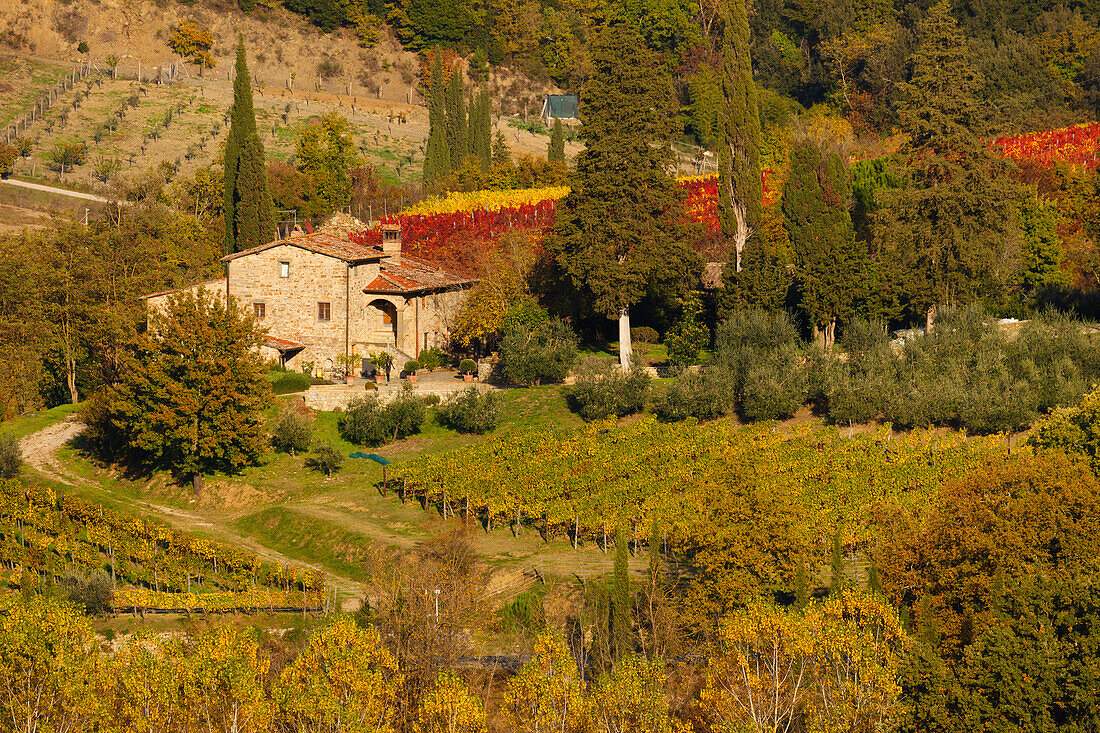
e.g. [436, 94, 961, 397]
[279, 261, 290, 278]
[253, 302, 265, 319]
[317, 302, 331, 321]
[382, 309, 393, 325]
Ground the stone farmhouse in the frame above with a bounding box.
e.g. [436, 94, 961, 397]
[143, 217, 476, 376]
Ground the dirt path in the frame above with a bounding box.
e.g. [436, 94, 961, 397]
[19, 416, 86, 485]
[18, 418, 366, 609]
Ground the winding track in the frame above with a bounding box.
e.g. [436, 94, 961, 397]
[17, 417, 366, 609]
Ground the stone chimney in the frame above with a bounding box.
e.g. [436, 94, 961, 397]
[381, 224, 401, 265]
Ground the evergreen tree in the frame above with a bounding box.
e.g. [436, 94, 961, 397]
[874, 0, 1020, 331]
[611, 523, 631, 664]
[491, 130, 511, 165]
[470, 88, 492, 169]
[547, 22, 698, 370]
[829, 525, 846, 594]
[445, 68, 467, 170]
[782, 139, 866, 349]
[718, 0, 763, 273]
[223, 37, 275, 254]
[423, 53, 451, 190]
[548, 116, 565, 164]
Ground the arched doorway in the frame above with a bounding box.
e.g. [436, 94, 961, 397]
[369, 299, 398, 344]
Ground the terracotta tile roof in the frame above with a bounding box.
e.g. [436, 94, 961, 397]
[222, 232, 385, 263]
[363, 254, 477, 295]
[264, 335, 305, 351]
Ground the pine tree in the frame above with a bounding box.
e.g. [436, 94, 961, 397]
[445, 68, 467, 170]
[611, 523, 631, 664]
[874, 0, 1019, 331]
[423, 52, 451, 190]
[718, 0, 763, 273]
[547, 22, 698, 370]
[782, 139, 866, 349]
[548, 116, 565, 164]
[223, 38, 275, 254]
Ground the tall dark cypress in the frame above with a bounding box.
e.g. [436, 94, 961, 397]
[473, 88, 492, 169]
[874, 0, 1017, 331]
[223, 37, 275, 254]
[546, 22, 697, 371]
[611, 523, 631, 664]
[782, 139, 866, 350]
[548, 115, 565, 163]
[445, 68, 467, 170]
[718, 0, 763, 273]
[423, 53, 450, 190]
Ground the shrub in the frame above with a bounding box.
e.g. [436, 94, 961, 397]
[62, 570, 113, 616]
[438, 388, 501, 434]
[418, 347, 448, 370]
[306, 440, 344, 476]
[0, 144, 17, 176]
[386, 392, 427, 441]
[271, 410, 312, 455]
[740, 347, 807, 421]
[459, 358, 477, 375]
[271, 371, 310, 394]
[652, 369, 737, 422]
[403, 360, 420, 374]
[338, 393, 426, 446]
[567, 358, 650, 421]
[0, 434, 21, 478]
[423, 394, 441, 406]
[715, 309, 803, 392]
[631, 326, 659, 345]
[499, 318, 578, 386]
[665, 291, 709, 369]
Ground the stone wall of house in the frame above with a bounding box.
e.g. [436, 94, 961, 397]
[228, 245, 383, 374]
[144, 279, 227, 320]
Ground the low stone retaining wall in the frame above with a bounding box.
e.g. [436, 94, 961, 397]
[301, 381, 497, 411]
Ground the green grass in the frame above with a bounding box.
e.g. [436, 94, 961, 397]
[0, 403, 80, 442]
[0, 56, 70, 128]
[577, 341, 671, 364]
[234, 506, 377, 581]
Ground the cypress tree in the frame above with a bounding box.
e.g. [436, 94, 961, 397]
[491, 130, 511, 165]
[472, 88, 492, 168]
[874, 0, 1019, 331]
[718, 0, 763, 273]
[793, 560, 810, 609]
[547, 22, 698, 371]
[423, 52, 450, 190]
[611, 523, 631, 663]
[445, 68, 467, 170]
[548, 115, 565, 163]
[223, 37, 275, 254]
[782, 139, 866, 349]
[829, 525, 846, 595]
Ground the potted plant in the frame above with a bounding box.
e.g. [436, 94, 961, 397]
[404, 359, 420, 383]
[459, 359, 477, 382]
[369, 352, 389, 383]
[338, 353, 360, 385]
